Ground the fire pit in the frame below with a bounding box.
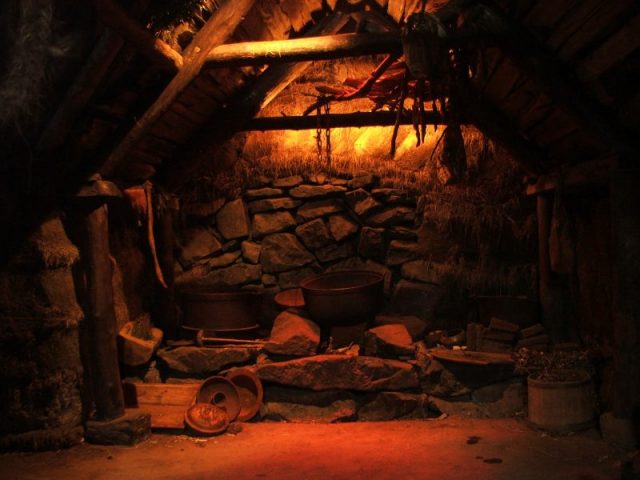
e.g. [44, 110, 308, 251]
[300, 271, 384, 327]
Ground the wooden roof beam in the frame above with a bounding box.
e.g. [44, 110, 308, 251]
[100, 0, 257, 176]
[203, 33, 402, 68]
[92, 0, 183, 73]
[241, 111, 448, 131]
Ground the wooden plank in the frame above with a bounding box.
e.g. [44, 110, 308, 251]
[431, 349, 514, 366]
[123, 382, 200, 407]
[580, 14, 640, 79]
[127, 406, 186, 429]
[527, 109, 578, 146]
[203, 33, 402, 68]
[101, 0, 258, 176]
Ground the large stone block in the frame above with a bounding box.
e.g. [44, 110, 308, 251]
[265, 310, 320, 356]
[262, 386, 356, 423]
[261, 233, 315, 273]
[366, 207, 415, 227]
[85, 411, 151, 446]
[315, 242, 355, 263]
[358, 227, 385, 258]
[295, 219, 332, 250]
[295, 199, 343, 222]
[245, 188, 283, 200]
[272, 175, 304, 188]
[364, 324, 415, 358]
[256, 354, 419, 391]
[328, 214, 359, 241]
[195, 263, 261, 287]
[157, 347, 258, 375]
[386, 240, 420, 266]
[374, 314, 428, 341]
[252, 211, 296, 237]
[241, 241, 262, 264]
[179, 228, 222, 264]
[216, 199, 249, 240]
[345, 189, 381, 217]
[248, 197, 301, 214]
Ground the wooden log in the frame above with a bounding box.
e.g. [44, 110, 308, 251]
[204, 33, 402, 68]
[80, 201, 125, 421]
[610, 169, 640, 419]
[100, 0, 258, 176]
[92, 0, 182, 73]
[536, 194, 554, 337]
[242, 111, 447, 131]
[160, 14, 350, 191]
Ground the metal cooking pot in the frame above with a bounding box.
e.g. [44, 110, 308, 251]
[300, 271, 384, 327]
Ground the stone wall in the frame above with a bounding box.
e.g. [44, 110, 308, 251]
[0, 216, 84, 450]
[176, 171, 537, 328]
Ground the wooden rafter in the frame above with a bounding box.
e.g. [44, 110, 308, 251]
[100, 0, 257, 177]
[92, 0, 183, 73]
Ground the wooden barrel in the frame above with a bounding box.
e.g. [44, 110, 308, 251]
[527, 372, 595, 432]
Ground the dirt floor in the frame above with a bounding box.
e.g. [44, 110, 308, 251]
[0, 418, 626, 480]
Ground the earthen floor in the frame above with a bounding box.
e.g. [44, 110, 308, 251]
[0, 418, 624, 480]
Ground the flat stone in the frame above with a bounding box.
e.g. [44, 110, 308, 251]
[216, 199, 249, 240]
[289, 184, 346, 199]
[158, 347, 257, 375]
[358, 227, 385, 258]
[272, 175, 304, 188]
[330, 177, 348, 186]
[386, 240, 421, 266]
[207, 250, 241, 269]
[195, 263, 261, 287]
[295, 199, 343, 222]
[364, 324, 415, 358]
[371, 188, 416, 206]
[263, 386, 356, 423]
[374, 314, 428, 341]
[348, 173, 379, 189]
[328, 214, 359, 241]
[248, 197, 301, 214]
[389, 280, 443, 319]
[85, 411, 151, 446]
[358, 392, 432, 421]
[431, 380, 525, 418]
[295, 219, 332, 250]
[278, 267, 317, 290]
[265, 310, 320, 356]
[185, 198, 225, 218]
[261, 233, 315, 273]
[245, 187, 284, 200]
[252, 211, 296, 237]
[345, 189, 381, 217]
[421, 359, 472, 398]
[256, 354, 420, 391]
[366, 207, 415, 227]
[315, 242, 355, 263]
[180, 228, 222, 264]
[241, 241, 261, 264]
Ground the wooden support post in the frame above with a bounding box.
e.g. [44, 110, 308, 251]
[610, 169, 640, 419]
[79, 199, 125, 420]
[536, 194, 553, 333]
[155, 197, 179, 339]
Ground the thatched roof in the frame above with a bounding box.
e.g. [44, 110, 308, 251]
[0, 0, 639, 260]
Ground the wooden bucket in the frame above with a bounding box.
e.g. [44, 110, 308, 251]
[527, 372, 595, 432]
